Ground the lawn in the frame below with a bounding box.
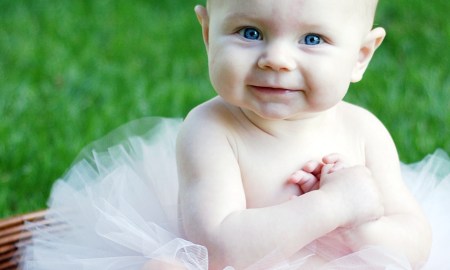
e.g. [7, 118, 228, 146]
[1, 0, 449, 217]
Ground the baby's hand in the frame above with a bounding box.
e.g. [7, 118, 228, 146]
[320, 165, 384, 228]
[321, 153, 349, 175]
[288, 160, 322, 194]
[288, 154, 348, 194]
[288, 154, 349, 195]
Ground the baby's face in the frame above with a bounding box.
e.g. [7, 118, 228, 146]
[202, 0, 378, 120]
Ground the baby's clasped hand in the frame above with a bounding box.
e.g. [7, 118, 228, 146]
[288, 153, 349, 194]
[289, 153, 384, 228]
[320, 165, 385, 228]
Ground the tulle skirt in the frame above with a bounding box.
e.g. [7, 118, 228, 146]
[19, 118, 450, 269]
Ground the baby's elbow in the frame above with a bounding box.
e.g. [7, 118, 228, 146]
[205, 233, 261, 270]
[181, 225, 235, 269]
[409, 218, 432, 269]
[208, 251, 233, 270]
[206, 238, 246, 270]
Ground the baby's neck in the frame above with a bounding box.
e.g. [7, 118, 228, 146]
[238, 106, 339, 139]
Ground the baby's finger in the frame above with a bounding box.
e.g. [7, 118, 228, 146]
[288, 171, 318, 193]
[321, 163, 335, 176]
[327, 161, 347, 173]
[302, 160, 323, 175]
[308, 180, 320, 192]
[288, 170, 305, 183]
[288, 170, 310, 183]
[299, 173, 319, 192]
[323, 153, 350, 166]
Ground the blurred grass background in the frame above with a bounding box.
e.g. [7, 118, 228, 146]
[0, 0, 449, 217]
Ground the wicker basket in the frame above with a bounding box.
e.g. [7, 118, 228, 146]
[0, 210, 48, 270]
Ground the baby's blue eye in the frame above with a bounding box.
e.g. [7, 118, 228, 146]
[239, 27, 262, 40]
[303, 34, 322, 45]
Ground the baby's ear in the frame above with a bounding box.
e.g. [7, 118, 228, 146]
[195, 5, 210, 49]
[351, 27, 386, 82]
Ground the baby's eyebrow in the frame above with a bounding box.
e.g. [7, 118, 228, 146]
[223, 12, 266, 24]
[221, 11, 336, 37]
[224, 12, 326, 28]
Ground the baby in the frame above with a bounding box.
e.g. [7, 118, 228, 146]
[176, 0, 431, 268]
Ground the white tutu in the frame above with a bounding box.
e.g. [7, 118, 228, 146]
[19, 118, 450, 269]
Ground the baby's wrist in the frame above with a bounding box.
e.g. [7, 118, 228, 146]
[318, 189, 350, 229]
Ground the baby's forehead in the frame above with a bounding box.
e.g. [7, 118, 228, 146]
[207, 0, 378, 29]
[207, 0, 378, 13]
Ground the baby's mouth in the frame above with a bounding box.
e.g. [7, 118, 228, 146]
[249, 85, 301, 94]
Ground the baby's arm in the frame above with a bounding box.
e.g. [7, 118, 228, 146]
[341, 111, 431, 267]
[176, 106, 382, 269]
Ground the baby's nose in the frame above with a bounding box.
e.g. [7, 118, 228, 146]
[257, 42, 297, 72]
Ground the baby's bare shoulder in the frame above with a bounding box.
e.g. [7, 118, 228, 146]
[183, 98, 235, 130]
[338, 102, 387, 133]
[339, 102, 378, 121]
[178, 98, 239, 155]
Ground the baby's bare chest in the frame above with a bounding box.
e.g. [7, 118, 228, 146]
[235, 134, 365, 208]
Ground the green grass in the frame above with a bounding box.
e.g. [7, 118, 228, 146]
[1, 0, 449, 217]
[347, 0, 450, 160]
